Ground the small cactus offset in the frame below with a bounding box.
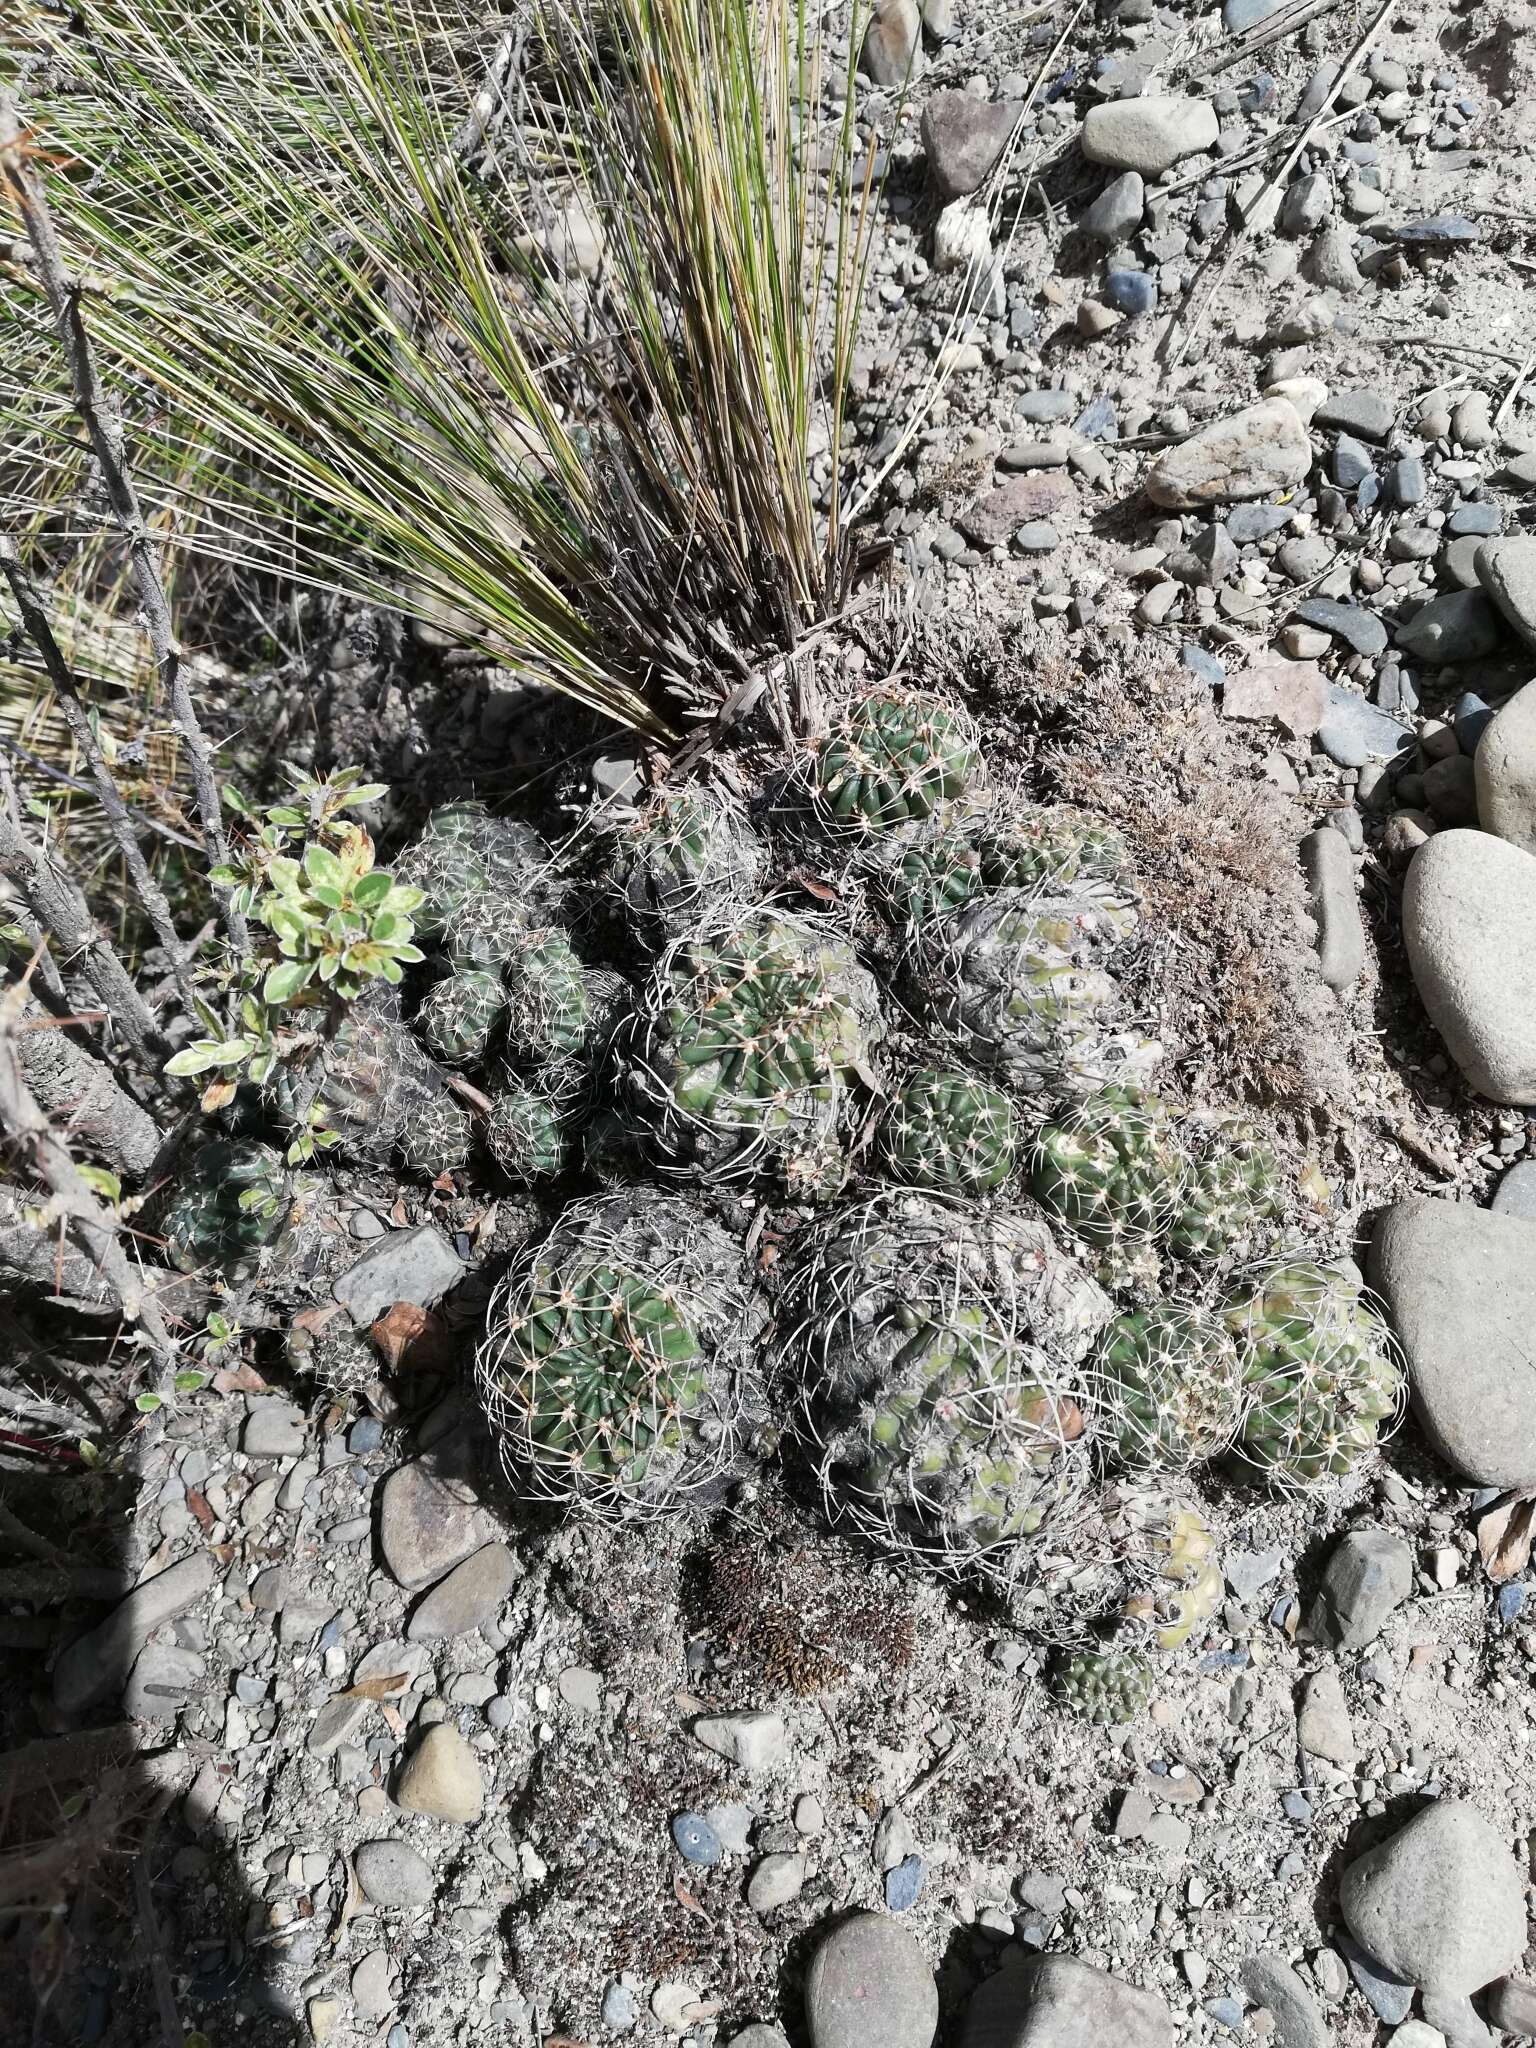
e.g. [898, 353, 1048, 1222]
[416, 967, 509, 1066]
[787, 1194, 1111, 1592]
[1108, 1488, 1223, 1651]
[1030, 1087, 1186, 1259]
[162, 1139, 292, 1279]
[1227, 1261, 1402, 1486]
[394, 804, 561, 940]
[881, 1067, 1018, 1194]
[815, 692, 978, 833]
[869, 805, 1129, 930]
[486, 1084, 570, 1182]
[391, 827, 490, 943]
[475, 1193, 762, 1517]
[1092, 1302, 1246, 1471]
[395, 1089, 472, 1178]
[917, 888, 1158, 1099]
[605, 784, 762, 938]
[1169, 1112, 1283, 1260]
[502, 930, 591, 1063]
[630, 912, 883, 1193]
[1051, 1645, 1156, 1724]
[444, 891, 533, 972]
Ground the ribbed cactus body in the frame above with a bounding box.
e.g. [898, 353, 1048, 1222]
[1051, 1646, 1155, 1723]
[1228, 1261, 1400, 1484]
[486, 1085, 570, 1181]
[631, 913, 881, 1193]
[1170, 1112, 1282, 1259]
[816, 693, 977, 833]
[395, 1090, 472, 1176]
[1094, 1303, 1245, 1470]
[475, 1193, 761, 1515]
[163, 1139, 291, 1278]
[881, 1067, 1017, 1193]
[416, 967, 509, 1065]
[1031, 1087, 1184, 1255]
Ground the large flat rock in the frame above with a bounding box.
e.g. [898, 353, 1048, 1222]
[1371, 1197, 1536, 1488]
[1402, 829, 1536, 1104]
[1476, 536, 1536, 651]
[1145, 401, 1312, 510]
[1475, 680, 1536, 854]
[1340, 1802, 1525, 1995]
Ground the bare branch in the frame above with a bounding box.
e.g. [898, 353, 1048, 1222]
[0, 967, 177, 1373]
[0, 92, 248, 957]
[14, 1001, 162, 1174]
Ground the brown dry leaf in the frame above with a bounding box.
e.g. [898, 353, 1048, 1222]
[788, 868, 840, 903]
[291, 1302, 344, 1336]
[200, 1077, 238, 1114]
[672, 1873, 708, 1922]
[1477, 1493, 1536, 1583]
[379, 1702, 406, 1738]
[210, 1362, 267, 1395]
[339, 1673, 407, 1701]
[370, 1300, 454, 1373]
[331, 1856, 364, 1948]
[184, 1487, 215, 1533]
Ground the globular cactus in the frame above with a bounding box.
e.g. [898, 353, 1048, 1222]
[1051, 1645, 1156, 1724]
[605, 785, 763, 939]
[1108, 1488, 1223, 1651]
[629, 912, 883, 1194]
[486, 1084, 570, 1182]
[475, 1192, 763, 1517]
[286, 1320, 380, 1398]
[395, 1088, 472, 1177]
[815, 692, 978, 834]
[881, 1067, 1018, 1194]
[1092, 1302, 1246, 1471]
[1031, 1087, 1186, 1263]
[786, 1194, 1111, 1596]
[416, 967, 509, 1066]
[444, 891, 533, 972]
[1226, 1260, 1401, 1486]
[871, 805, 1130, 930]
[1169, 1112, 1283, 1260]
[394, 804, 561, 940]
[162, 1139, 291, 1279]
[264, 998, 433, 1162]
[916, 887, 1158, 1100]
[502, 930, 591, 1063]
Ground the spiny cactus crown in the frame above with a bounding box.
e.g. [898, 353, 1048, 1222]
[162, 1139, 292, 1278]
[1030, 1087, 1186, 1256]
[486, 1084, 570, 1182]
[1092, 1301, 1246, 1472]
[788, 1195, 1109, 1589]
[631, 912, 881, 1192]
[816, 692, 978, 833]
[395, 1089, 472, 1177]
[1051, 1645, 1156, 1724]
[416, 966, 509, 1066]
[502, 930, 591, 1063]
[1170, 1112, 1284, 1260]
[606, 784, 761, 937]
[881, 1066, 1018, 1194]
[1227, 1261, 1402, 1486]
[475, 1195, 756, 1516]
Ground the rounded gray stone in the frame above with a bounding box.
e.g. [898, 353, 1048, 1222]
[1308, 1529, 1412, 1652]
[1476, 536, 1536, 651]
[353, 1839, 433, 1910]
[1402, 830, 1536, 1104]
[1146, 400, 1312, 510]
[1240, 1954, 1328, 2048]
[406, 1542, 515, 1642]
[1301, 827, 1365, 991]
[378, 1450, 498, 1592]
[1340, 1802, 1525, 1995]
[1493, 1161, 1536, 1220]
[1395, 590, 1504, 663]
[728, 2030, 791, 2048]
[1081, 97, 1219, 177]
[1371, 1196, 1536, 1488]
[1474, 680, 1536, 855]
[806, 1913, 937, 2048]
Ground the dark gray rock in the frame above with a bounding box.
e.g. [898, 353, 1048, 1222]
[1492, 1162, 1536, 1220]
[1294, 597, 1388, 656]
[1340, 1802, 1525, 1995]
[963, 1953, 1173, 2048]
[1337, 1935, 1415, 2024]
[1240, 1955, 1327, 2048]
[1372, 1197, 1536, 1488]
[806, 1913, 937, 2048]
[332, 1224, 464, 1328]
[1316, 688, 1412, 768]
[1309, 1529, 1412, 1651]
[921, 93, 1022, 201]
[354, 1839, 434, 1911]
[1314, 390, 1395, 440]
[1396, 590, 1504, 663]
[406, 1541, 516, 1641]
[1082, 171, 1145, 244]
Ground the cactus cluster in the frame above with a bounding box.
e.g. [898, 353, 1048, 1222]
[872, 804, 1130, 929]
[1030, 1086, 1185, 1263]
[628, 912, 882, 1193]
[880, 1067, 1018, 1194]
[1051, 1645, 1156, 1725]
[603, 784, 763, 937]
[1227, 1261, 1401, 1486]
[475, 1193, 762, 1516]
[161, 1139, 292, 1279]
[1092, 1302, 1246, 1471]
[815, 692, 978, 834]
[786, 1194, 1109, 1597]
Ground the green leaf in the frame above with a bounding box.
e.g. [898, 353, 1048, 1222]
[308, 883, 344, 911]
[77, 1165, 122, 1203]
[164, 1042, 226, 1077]
[209, 864, 241, 888]
[135, 1393, 162, 1414]
[206, 1312, 232, 1341]
[304, 843, 346, 891]
[78, 1438, 100, 1469]
[266, 805, 307, 827]
[263, 959, 316, 1005]
[224, 787, 251, 816]
[349, 783, 389, 806]
[353, 870, 393, 907]
[174, 1370, 208, 1394]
